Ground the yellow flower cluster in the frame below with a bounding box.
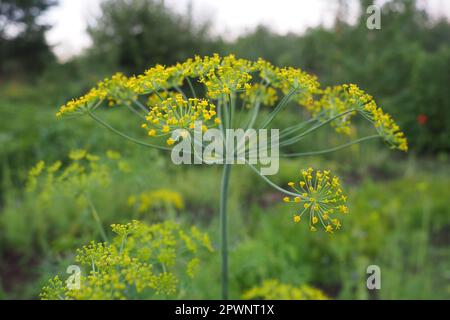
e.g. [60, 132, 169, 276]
[26, 150, 131, 210]
[275, 67, 320, 95]
[27, 160, 46, 191]
[242, 279, 329, 300]
[301, 84, 408, 149]
[175, 54, 221, 79]
[345, 83, 408, 151]
[283, 168, 348, 233]
[142, 95, 220, 145]
[128, 189, 185, 214]
[363, 102, 409, 152]
[199, 54, 254, 98]
[56, 86, 107, 117]
[254, 58, 280, 85]
[56, 73, 138, 117]
[40, 220, 214, 300]
[241, 83, 279, 108]
[26, 150, 112, 196]
[301, 85, 358, 135]
[56, 54, 320, 117]
[110, 220, 142, 237]
[129, 63, 185, 94]
[103, 73, 138, 107]
[253, 58, 320, 95]
[56, 55, 407, 153]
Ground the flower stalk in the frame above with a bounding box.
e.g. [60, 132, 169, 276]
[220, 164, 232, 300]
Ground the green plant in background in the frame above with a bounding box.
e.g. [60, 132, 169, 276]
[242, 279, 329, 300]
[26, 149, 119, 242]
[0, 150, 130, 253]
[40, 220, 214, 300]
[56, 54, 408, 299]
[128, 189, 184, 220]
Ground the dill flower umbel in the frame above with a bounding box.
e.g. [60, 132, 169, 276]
[128, 189, 184, 214]
[241, 83, 279, 108]
[199, 54, 254, 98]
[142, 95, 220, 144]
[242, 279, 329, 300]
[56, 73, 137, 117]
[40, 221, 214, 300]
[362, 101, 408, 152]
[55, 54, 407, 152]
[299, 84, 408, 150]
[56, 54, 322, 119]
[26, 150, 116, 196]
[275, 66, 320, 95]
[56, 87, 107, 117]
[343, 84, 408, 151]
[300, 85, 358, 135]
[283, 168, 348, 233]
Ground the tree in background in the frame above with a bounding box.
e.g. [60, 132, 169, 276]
[87, 0, 222, 74]
[0, 0, 57, 80]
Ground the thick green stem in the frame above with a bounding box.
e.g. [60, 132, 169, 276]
[220, 164, 232, 300]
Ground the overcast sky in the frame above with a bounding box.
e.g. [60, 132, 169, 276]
[43, 0, 450, 61]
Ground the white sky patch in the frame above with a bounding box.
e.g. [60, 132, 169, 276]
[44, 0, 101, 60]
[43, 0, 450, 61]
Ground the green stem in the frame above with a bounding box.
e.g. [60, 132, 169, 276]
[174, 85, 188, 100]
[260, 89, 298, 129]
[282, 135, 381, 157]
[246, 102, 261, 130]
[246, 163, 299, 198]
[133, 100, 149, 113]
[220, 164, 232, 300]
[87, 110, 172, 152]
[280, 109, 357, 147]
[126, 102, 146, 120]
[85, 194, 108, 243]
[280, 118, 316, 138]
[229, 93, 236, 128]
[186, 77, 197, 99]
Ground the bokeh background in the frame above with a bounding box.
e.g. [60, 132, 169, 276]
[0, 0, 449, 299]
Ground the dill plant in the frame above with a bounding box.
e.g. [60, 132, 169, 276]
[40, 220, 214, 300]
[56, 54, 408, 299]
[242, 279, 329, 300]
[2, 150, 126, 252]
[128, 189, 184, 221]
[35, 150, 213, 299]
